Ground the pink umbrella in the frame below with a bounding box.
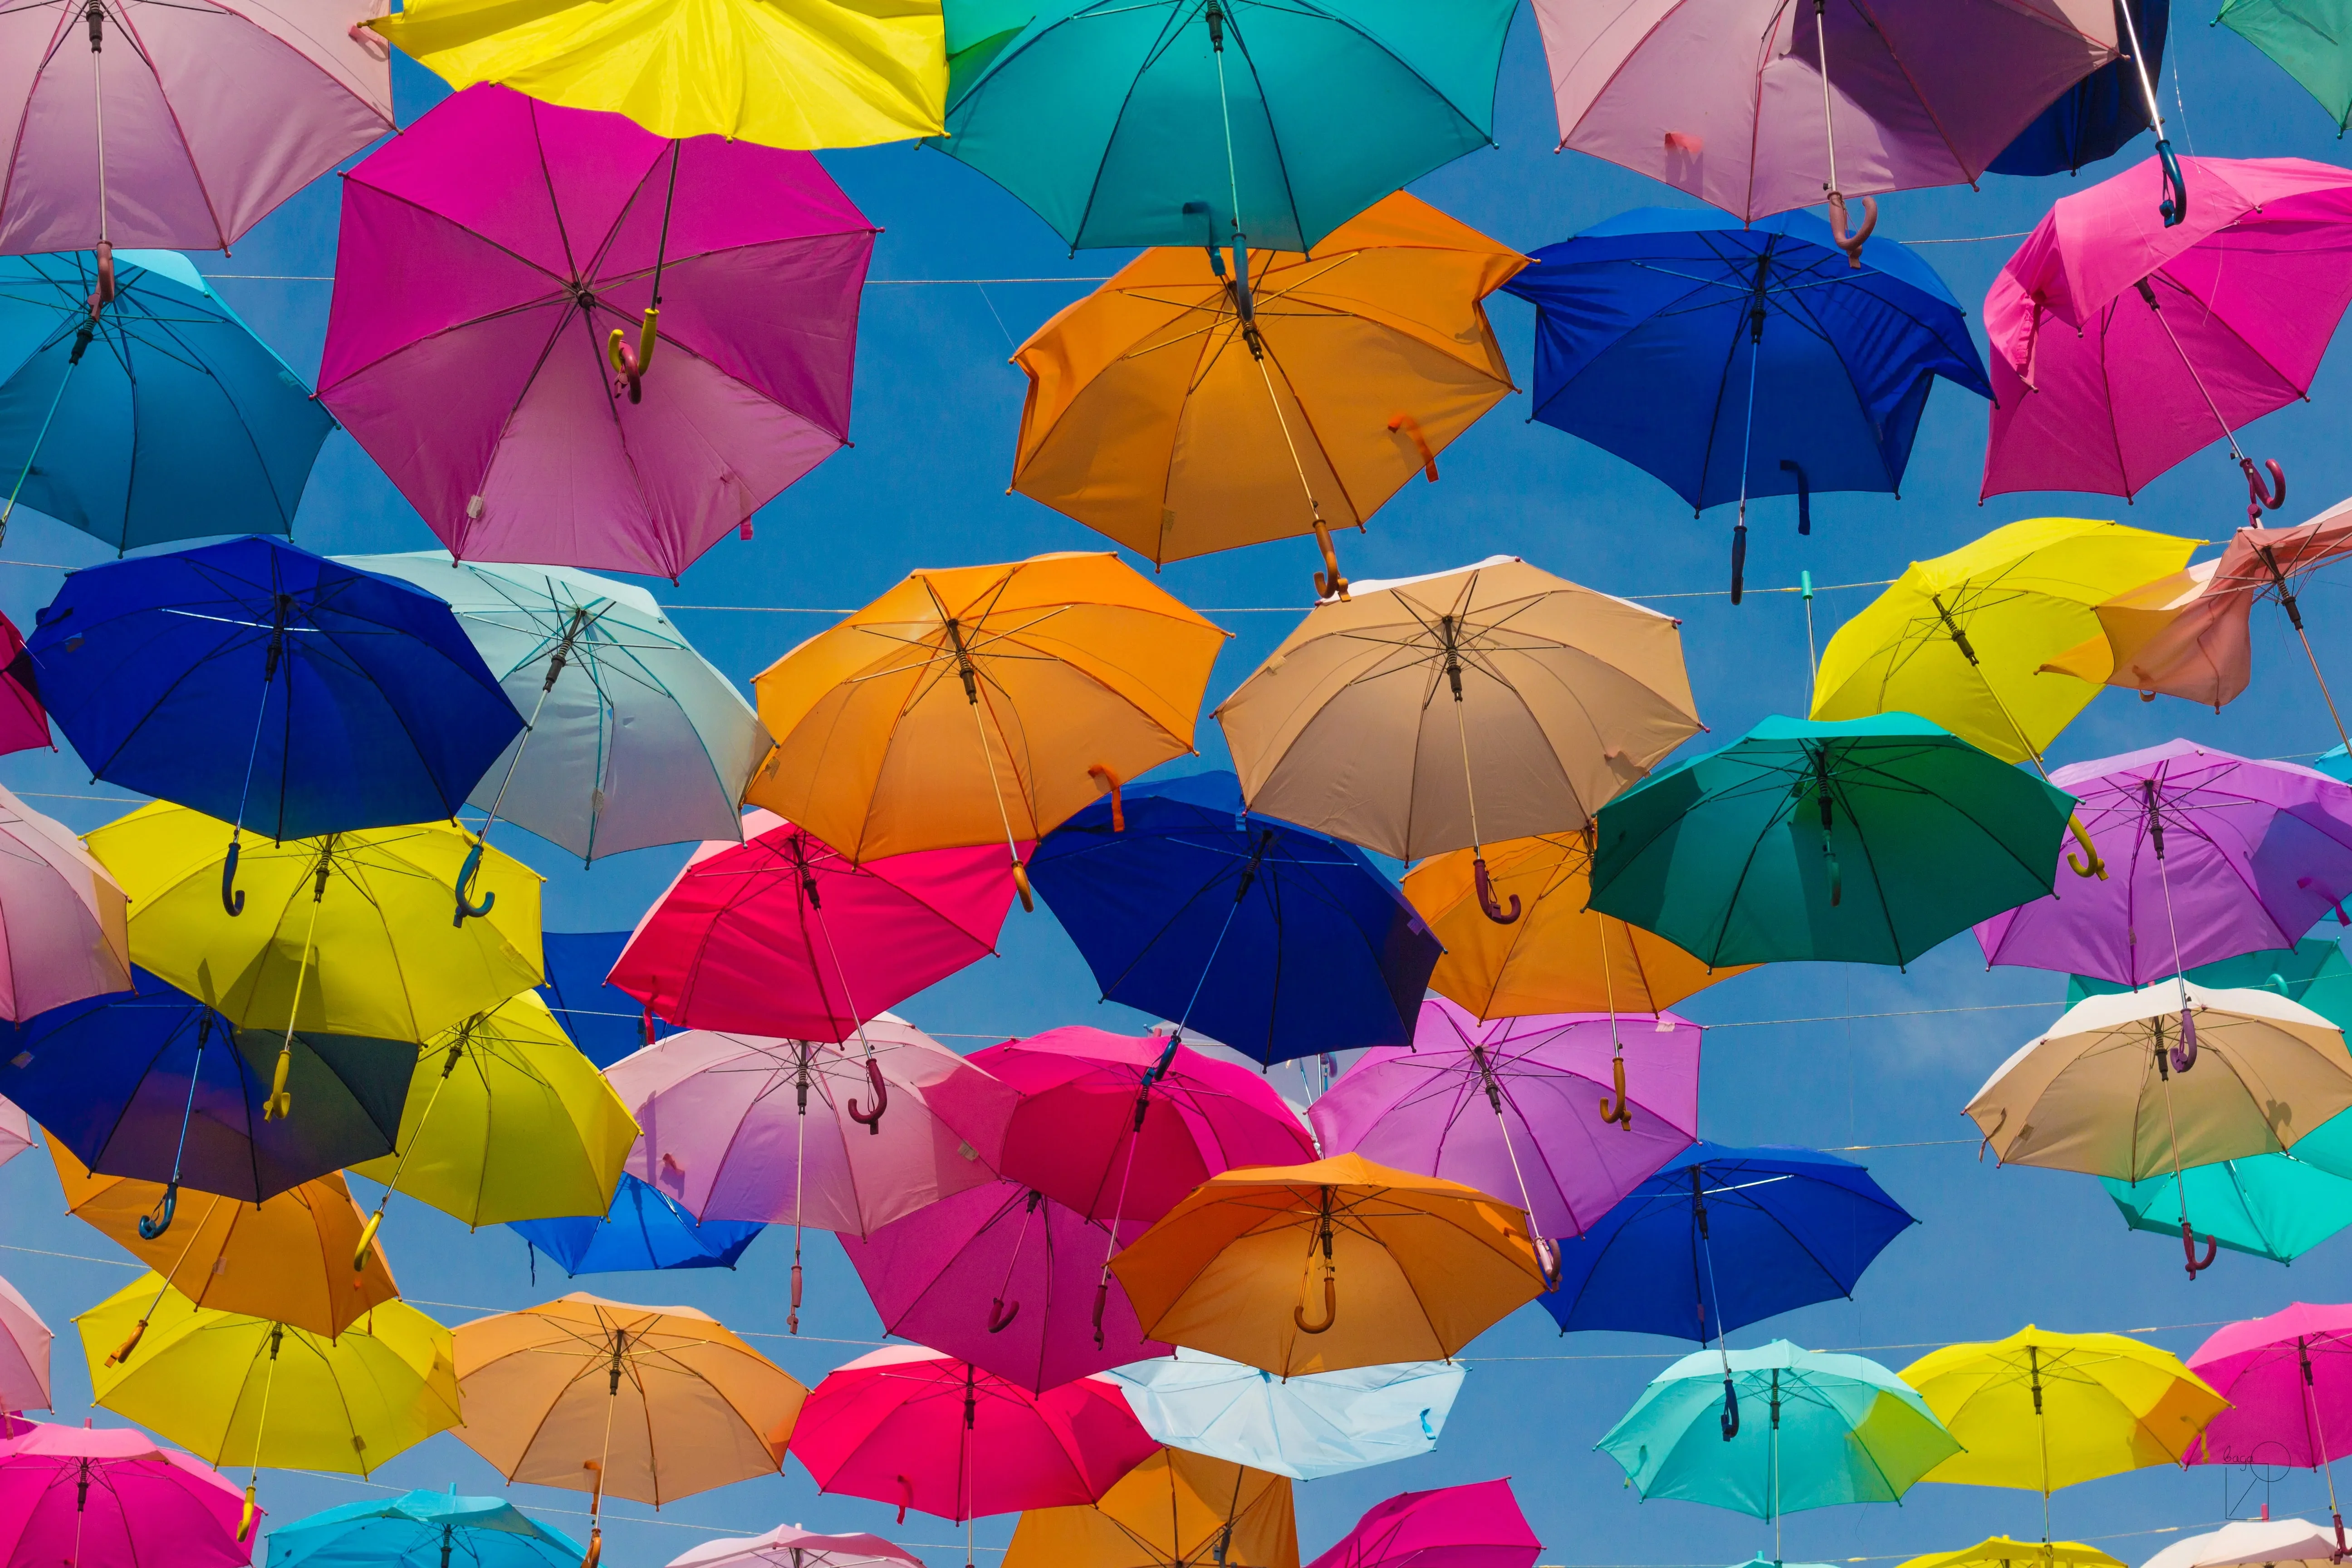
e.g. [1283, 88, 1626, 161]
[319, 83, 877, 581]
[1983, 157, 2352, 514]
[610, 812, 1022, 1039]
[0, 0, 391, 259]
[666, 1523, 922, 1568]
[1305, 1479, 1540, 1568]
[1309, 1000, 1701, 1263]
[0, 1420, 251, 1568]
[0, 1279, 48, 1417]
[0, 1100, 28, 1173]
[2185, 1304, 2352, 1555]
[0, 785, 129, 1022]
[841, 1179, 1169, 1394]
[607, 1021, 1015, 1331]
[0, 615, 47, 758]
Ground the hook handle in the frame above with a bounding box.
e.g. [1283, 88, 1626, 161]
[451, 841, 495, 927]
[787, 1261, 802, 1335]
[1092, 1279, 1110, 1348]
[1720, 1377, 1740, 1441]
[1388, 413, 1440, 482]
[105, 1317, 148, 1367]
[2181, 1218, 2218, 1276]
[136, 1179, 178, 1240]
[1730, 521, 1747, 604]
[1599, 1056, 1633, 1131]
[1472, 854, 1521, 924]
[1293, 1274, 1337, 1335]
[2065, 815, 2108, 879]
[220, 840, 245, 916]
[1826, 192, 1877, 267]
[606, 308, 658, 405]
[88, 241, 116, 323]
[263, 1046, 292, 1122]
[237, 1485, 258, 1544]
[895, 1476, 913, 1526]
[988, 1297, 1020, 1333]
[847, 1057, 888, 1132]
[1534, 1235, 1563, 1294]
[580, 1528, 601, 1568]
[353, 1209, 383, 1277]
[1088, 764, 1125, 831]
[1779, 460, 1811, 534]
[2156, 139, 2188, 228]
[2242, 456, 2287, 524]
[1011, 859, 1034, 913]
[2171, 1006, 2199, 1074]
[1311, 517, 1350, 602]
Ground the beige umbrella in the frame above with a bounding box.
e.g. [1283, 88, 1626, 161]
[1214, 557, 1703, 887]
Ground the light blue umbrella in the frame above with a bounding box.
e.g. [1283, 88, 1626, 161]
[268, 1489, 582, 1568]
[1109, 1353, 1464, 1480]
[2103, 1154, 2352, 1264]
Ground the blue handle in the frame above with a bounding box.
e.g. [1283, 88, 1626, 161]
[1780, 460, 1811, 534]
[451, 841, 495, 926]
[220, 841, 245, 917]
[2156, 140, 2187, 228]
[137, 1181, 178, 1241]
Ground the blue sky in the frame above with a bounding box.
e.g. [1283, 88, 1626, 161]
[6, 10, 2352, 1568]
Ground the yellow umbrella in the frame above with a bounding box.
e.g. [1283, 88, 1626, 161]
[1810, 518, 2196, 766]
[1898, 1542, 2125, 1568]
[745, 552, 1227, 894]
[1007, 1447, 1298, 1568]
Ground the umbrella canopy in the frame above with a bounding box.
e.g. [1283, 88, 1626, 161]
[1110, 1153, 1547, 1377]
[1809, 519, 2198, 764]
[2183, 1303, 2352, 1468]
[31, 539, 523, 842]
[1310, 1000, 1701, 1250]
[320, 85, 878, 581]
[1588, 713, 2076, 968]
[0, 1278, 45, 1415]
[0, 1099, 25, 1171]
[2103, 1153, 2352, 1264]
[1990, 0, 2168, 174]
[0, 782, 128, 1021]
[269, 1490, 583, 1568]
[610, 812, 1019, 1039]
[89, 805, 544, 1043]
[1539, 1143, 1916, 1339]
[1304, 1479, 1539, 1568]
[341, 553, 772, 862]
[1109, 1355, 1465, 1482]
[666, 1525, 922, 1568]
[933, 1, 1513, 252]
[1901, 1326, 2228, 1494]
[0, 1421, 250, 1568]
[0, 0, 391, 254]
[1900, 1542, 2123, 1568]
[0, 252, 335, 551]
[1983, 157, 2352, 506]
[368, 0, 944, 147]
[512, 1173, 764, 1277]
[1005, 1446, 1298, 1568]
[746, 552, 1225, 867]
[538, 931, 676, 1068]
[789, 1345, 1160, 1522]
[1216, 557, 1704, 863]
[2144, 1520, 2345, 1568]
[1598, 1342, 1959, 1517]
[1027, 771, 1442, 1063]
[1404, 833, 1749, 1021]
[2220, 1, 2352, 130]
[0, 612, 43, 756]
[1975, 743, 2352, 986]
[1009, 194, 1523, 590]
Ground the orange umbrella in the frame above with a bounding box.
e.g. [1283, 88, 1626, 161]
[1109, 1154, 1544, 1377]
[1010, 193, 1524, 598]
[1006, 1446, 1298, 1568]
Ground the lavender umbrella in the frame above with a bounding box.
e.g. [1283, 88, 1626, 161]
[1975, 741, 2352, 987]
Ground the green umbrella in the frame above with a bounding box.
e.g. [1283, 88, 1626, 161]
[2218, 0, 2352, 133]
[1588, 715, 2076, 968]
[2103, 1153, 2352, 1264]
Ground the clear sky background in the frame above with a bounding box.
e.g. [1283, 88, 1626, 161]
[6, 12, 2352, 1568]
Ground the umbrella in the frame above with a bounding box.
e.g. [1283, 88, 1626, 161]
[538, 931, 676, 1068]
[268, 1490, 582, 1568]
[1304, 1479, 1539, 1568]
[320, 84, 878, 581]
[1983, 158, 2352, 513]
[843, 1179, 1170, 1395]
[1990, 0, 2169, 175]
[1108, 1354, 1464, 1482]
[1588, 714, 2077, 969]
[1309, 999, 1702, 1266]
[0, 1421, 250, 1568]
[1027, 771, 1443, 1063]
[609, 811, 1019, 1038]
[0, 0, 390, 255]
[1009, 194, 1524, 594]
[1005, 1446, 1297, 1568]
[1899, 1543, 2123, 1568]
[368, 0, 944, 147]
[2102, 1154, 2352, 1265]
[0, 783, 128, 1020]
[932, 1, 1515, 253]
[1500, 210, 1990, 598]
[1539, 1142, 1916, 1340]
[745, 552, 1226, 883]
[1216, 556, 1704, 864]
[0, 1279, 45, 1416]
[1809, 519, 2198, 766]
[1403, 833, 1749, 1022]
[0, 252, 336, 552]
[1109, 1153, 1547, 1377]
[2220, 1, 2352, 131]
[512, 1173, 764, 1279]
[341, 552, 773, 863]
[0, 1099, 25, 1171]
[0, 612, 43, 755]
[2184, 1306, 2352, 1553]
[667, 1525, 922, 1568]
[2144, 1521, 2345, 1568]
[451, 1295, 807, 1556]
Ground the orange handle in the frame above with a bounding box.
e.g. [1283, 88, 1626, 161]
[1293, 1274, 1336, 1335]
[1388, 413, 1439, 482]
[1088, 764, 1125, 831]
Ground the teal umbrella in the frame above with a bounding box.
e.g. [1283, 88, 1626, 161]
[1588, 715, 2076, 968]
[2068, 935, 2352, 1028]
[932, 0, 1515, 251]
[2103, 1155, 2352, 1264]
[2217, 0, 2352, 133]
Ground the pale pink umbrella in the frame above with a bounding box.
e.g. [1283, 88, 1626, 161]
[0, 1420, 251, 1568]
[1983, 157, 2352, 517]
[2185, 1304, 2352, 1556]
[0, 1275, 50, 1415]
[667, 1524, 922, 1568]
[0, 784, 129, 1022]
[0, 1101, 28, 1173]
[319, 83, 877, 581]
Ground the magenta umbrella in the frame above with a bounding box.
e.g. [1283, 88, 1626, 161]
[841, 1178, 1168, 1394]
[1983, 157, 2352, 517]
[2186, 1304, 2352, 1556]
[0, 1420, 250, 1568]
[1310, 1000, 1700, 1264]
[0, 1277, 46, 1417]
[1974, 740, 2352, 987]
[1306, 1478, 1541, 1568]
[319, 83, 876, 581]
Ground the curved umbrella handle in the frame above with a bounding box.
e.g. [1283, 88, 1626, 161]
[136, 1180, 178, 1241]
[264, 1046, 293, 1122]
[1730, 520, 1747, 605]
[1599, 1057, 1633, 1131]
[105, 1317, 148, 1368]
[88, 241, 116, 323]
[221, 840, 245, 916]
[1720, 1377, 1740, 1441]
[1534, 1235, 1563, 1294]
[1093, 1278, 1113, 1348]
[1824, 846, 1841, 908]
[353, 1210, 383, 1277]
[2181, 1218, 2218, 1276]
[2065, 815, 2108, 880]
[1311, 517, 1350, 603]
[1087, 764, 1125, 831]
[847, 1058, 888, 1133]
[895, 1476, 913, 1526]
[2156, 139, 2188, 228]
[1388, 413, 1439, 482]
[237, 1485, 258, 1544]
[1473, 855, 1521, 925]
[1294, 1275, 1337, 1335]
[607, 308, 658, 405]
[1779, 460, 1810, 535]
[1827, 192, 1877, 268]
[2330, 1512, 2345, 1563]
[988, 1297, 1019, 1333]
[1011, 860, 1035, 914]
[2243, 456, 2287, 524]
[788, 1260, 802, 1335]
[451, 841, 495, 927]
[580, 1528, 601, 1568]
[2171, 1006, 2199, 1074]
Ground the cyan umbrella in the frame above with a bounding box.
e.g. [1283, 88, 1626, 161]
[0, 251, 333, 552]
[1108, 1353, 1465, 1481]
[2103, 1153, 2352, 1264]
[268, 1488, 582, 1568]
[511, 1173, 763, 1279]
[535, 931, 677, 1068]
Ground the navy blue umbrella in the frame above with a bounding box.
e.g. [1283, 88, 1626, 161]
[1027, 770, 1441, 1065]
[536, 931, 678, 1068]
[1541, 1142, 1916, 1341]
[1501, 209, 1991, 602]
[512, 1173, 763, 1278]
[1989, 0, 2170, 176]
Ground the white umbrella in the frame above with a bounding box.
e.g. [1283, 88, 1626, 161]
[2142, 1519, 2343, 1568]
[1108, 1352, 1463, 1480]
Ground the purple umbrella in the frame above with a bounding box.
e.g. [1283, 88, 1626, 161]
[840, 1178, 1169, 1395]
[319, 84, 876, 581]
[1306, 1478, 1541, 1568]
[1309, 999, 1700, 1265]
[1975, 740, 2352, 987]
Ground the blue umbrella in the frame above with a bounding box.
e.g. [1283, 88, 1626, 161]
[1026, 770, 1442, 1063]
[1109, 1352, 1464, 1480]
[1501, 210, 1991, 601]
[1541, 1143, 1916, 1341]
[536, 931, 678, 1068]
[0, 251, 333, 552]
[1988, 0, 2170, 176]
[269, 1488, 582, 1568]
[511, 1172, 763, 1278]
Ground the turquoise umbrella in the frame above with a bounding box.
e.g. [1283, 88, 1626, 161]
[2103, 1155, 2352, 1264]
[933, 0, 1515, 251]
[1588, 715, 2077, 969]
